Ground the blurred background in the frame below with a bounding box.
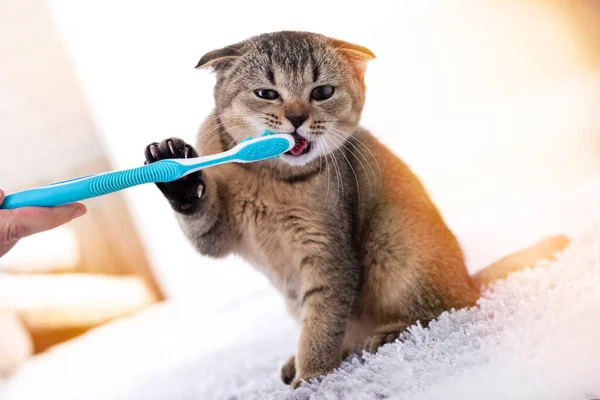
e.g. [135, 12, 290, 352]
[0, 0, 599, 381]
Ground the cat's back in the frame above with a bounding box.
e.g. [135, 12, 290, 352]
[351, 127, 444, 231]
[352, 128, 477, 324]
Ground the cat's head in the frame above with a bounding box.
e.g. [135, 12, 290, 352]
[196, 31, 375, 167]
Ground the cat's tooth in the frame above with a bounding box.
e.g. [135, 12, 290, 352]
[184, 147, 189, 158]
[168, 140, 175, 155]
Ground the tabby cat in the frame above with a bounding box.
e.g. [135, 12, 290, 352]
[144, 31, 568, 388]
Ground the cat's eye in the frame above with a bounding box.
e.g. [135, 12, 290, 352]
[311, 85, 335, 101]
[254, 89, 280, 100]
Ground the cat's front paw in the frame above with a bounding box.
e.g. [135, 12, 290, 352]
[144, 138, 204, 213]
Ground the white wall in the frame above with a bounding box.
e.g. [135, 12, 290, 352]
[0, 0, 104, 191]
[45, 0, 600, 303]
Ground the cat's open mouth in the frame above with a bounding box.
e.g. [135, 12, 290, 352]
[286, 132, 311, 156]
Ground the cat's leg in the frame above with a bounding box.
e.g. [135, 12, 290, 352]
[280, 298, 300, 384]
[144, 138, 233, 257]
[291, 257, 358, 388]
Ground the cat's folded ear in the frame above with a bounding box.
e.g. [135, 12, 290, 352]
[330, 38, 375, 79]
[195, 42, 244, 72]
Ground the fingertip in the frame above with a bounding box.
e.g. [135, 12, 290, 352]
[0, 188, 5, 203]
[71, 203, 87, 219]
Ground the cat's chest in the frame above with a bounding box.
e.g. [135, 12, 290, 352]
[230, 182, 323, 287]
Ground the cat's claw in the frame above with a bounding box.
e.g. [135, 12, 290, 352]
[149, 144, 160, 159]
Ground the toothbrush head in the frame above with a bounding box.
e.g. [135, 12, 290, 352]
[234, 132, 294, 162]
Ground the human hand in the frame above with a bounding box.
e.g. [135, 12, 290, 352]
[0, 189, 87, 258]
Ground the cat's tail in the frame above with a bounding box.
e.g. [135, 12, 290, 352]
[471, 234, 571, 289]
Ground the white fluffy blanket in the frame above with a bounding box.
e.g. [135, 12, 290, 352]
[3, 180, 600, 400]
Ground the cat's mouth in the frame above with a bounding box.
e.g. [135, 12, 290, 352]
[285, 132, 312, 157]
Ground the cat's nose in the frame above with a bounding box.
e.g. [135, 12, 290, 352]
[286, 113, 308, 129]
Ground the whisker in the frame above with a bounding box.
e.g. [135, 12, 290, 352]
[201, 119, 260, 152]
[320, 136, 342, 205]
[199, 115, 250, 134]
[331, 141, 344, 204]
[200, 119, 245, 150]
[325, 131, 370, 197]
[324, 134, 359, 203]
[317, 137, 332, 206]
[199, 114, 266, 151]
[199, 115, 250, 135]
[259, 115, 282, 124]
[226, 127, 262, 149]
[314, 139, 324, 186]
[330, 127, 382, 187]
[325, 130, 375, 195]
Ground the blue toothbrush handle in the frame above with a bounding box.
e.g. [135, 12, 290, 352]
[1, 160, 185, 209]
[1, 133, 295, 210]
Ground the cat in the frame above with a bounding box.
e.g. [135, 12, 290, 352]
[144, 31, 569, 388]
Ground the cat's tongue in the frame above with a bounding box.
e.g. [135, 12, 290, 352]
[289, 136, 309, 156]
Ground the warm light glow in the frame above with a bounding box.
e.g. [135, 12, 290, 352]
[0, 227, 78, 273]
[0, 274, 156, 329]
[44, 0, 600, 302]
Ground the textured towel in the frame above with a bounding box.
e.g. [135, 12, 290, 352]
[124, 229, 600, 400]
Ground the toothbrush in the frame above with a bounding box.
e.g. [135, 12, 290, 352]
[0, 132, 294, 210]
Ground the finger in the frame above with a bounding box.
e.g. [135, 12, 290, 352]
[1, 202, 87, 243]
[0, 189, 5, 205]
[0, 241, 17, 258]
